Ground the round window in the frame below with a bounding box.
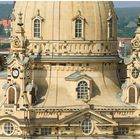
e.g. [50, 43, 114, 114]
[3, 122, 14, 136]
[81, 118, 93, 135]
[132, 68, 139, 78]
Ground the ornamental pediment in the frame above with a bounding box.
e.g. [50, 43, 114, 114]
[59, 109, 117, 127]
[7, 55, 30, 66]
[65, 71, 92, 81]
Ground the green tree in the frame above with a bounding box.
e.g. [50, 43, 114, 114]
[0, 25, 6, 36]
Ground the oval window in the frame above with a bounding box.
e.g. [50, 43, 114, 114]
[81, 118, 93, 135]
[3, 122, 14, 136]
[132, 68, 139, 78]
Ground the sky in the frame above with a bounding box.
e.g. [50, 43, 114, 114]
[1, 1, 140, 8]
[114, 1, 140, 8]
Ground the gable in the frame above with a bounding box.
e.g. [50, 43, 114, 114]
[7, 55, 30, 67]
[59, 109, 117, 127]
[65, 71, 92, 81]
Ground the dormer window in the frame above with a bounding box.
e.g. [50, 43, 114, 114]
[34, 19, 41, 38]
[75, 18, 82, 38]
[32, 9, 44, 39]
[73, 11, 85, 39]
[65, 71, 93, 101]
[76, 81, 89, 99]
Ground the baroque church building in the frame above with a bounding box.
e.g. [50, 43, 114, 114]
[0, 1, 139, 138]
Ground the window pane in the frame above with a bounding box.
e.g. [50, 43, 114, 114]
[77, 81, 88, 99]
[75, 19, 82, 38]
[4, 122, 14, 135]
[34, 19, 41, 38]
[81, 118, 92, 135]
[41, 127, 52, 135]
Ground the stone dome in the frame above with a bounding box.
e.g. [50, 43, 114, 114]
[12, 1, 117, 41]
[11, 1, 118, 55]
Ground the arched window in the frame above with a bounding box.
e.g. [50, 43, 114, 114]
[8, 87, 15, 104]
[34, 19, 41, 38]
[76, 81, 88, 99]
[81, 118, 92, 135]
[129, 87, 135, 103]
[30, 87, 37, 104]
[75, 18, 82, 38]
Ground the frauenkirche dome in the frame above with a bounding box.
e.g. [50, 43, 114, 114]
[11, 1, 118, 54]
[1, 1, 138, 138]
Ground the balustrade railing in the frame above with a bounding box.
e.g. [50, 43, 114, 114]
[28, 40, 118, 56]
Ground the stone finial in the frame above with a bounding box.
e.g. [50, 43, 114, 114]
[37, 9, 40, 16]
[77, 10, 81, 16]
[108, 9, 112, 17]
[17, 12, 23, 27]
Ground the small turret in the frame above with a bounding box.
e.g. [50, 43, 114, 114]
[10, 12, 29, 55]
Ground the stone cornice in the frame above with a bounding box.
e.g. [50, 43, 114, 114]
[30, 55, 120, 63]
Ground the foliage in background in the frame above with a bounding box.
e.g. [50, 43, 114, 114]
[0, 25, 10, 37]
[0, 43, 10, 50]
[115, 7, 140, 38]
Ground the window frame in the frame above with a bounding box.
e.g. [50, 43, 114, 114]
[33, 18, 41, 38]
[127, 85, 138, 104]
[32, 15, 44, 39]
[117, 127, 129, 135]
[76, 80, 89, 99]
[73, 16, 85, 39]
[81, 118, 93, 135]
[75, 18, 83, 38]
[3, 121, 15, 136]
[131, 68, 139, 79]
[40, 127, 52, 135]
[7, 86, 17, 105]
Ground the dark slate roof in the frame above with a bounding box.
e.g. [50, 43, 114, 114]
[65, 71, 92, 81]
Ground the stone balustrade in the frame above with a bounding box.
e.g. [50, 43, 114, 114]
[27, 40, 118, 56]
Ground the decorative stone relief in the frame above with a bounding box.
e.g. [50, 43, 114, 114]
[10, 36, 21, 48]
[27, 41, 116, 56]
[131, 37, 140, 48]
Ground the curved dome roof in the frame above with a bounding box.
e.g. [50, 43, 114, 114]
[11, 1, 117, 41]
